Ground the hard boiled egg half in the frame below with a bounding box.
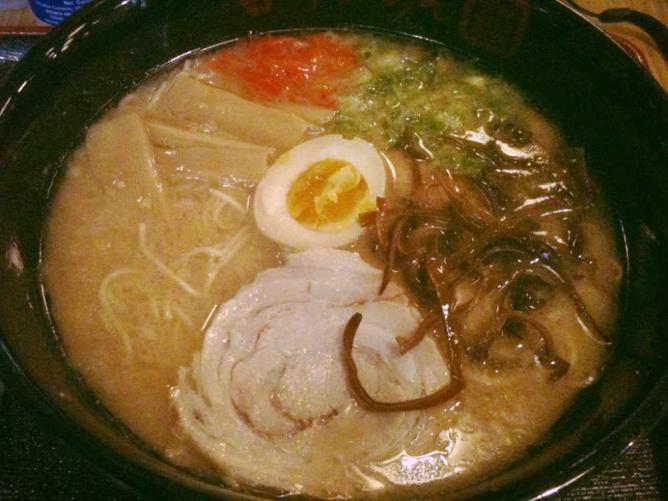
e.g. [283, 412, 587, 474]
[254, 135, 386, 248]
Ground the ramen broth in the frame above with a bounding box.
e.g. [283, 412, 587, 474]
[43, 33, 621, 498]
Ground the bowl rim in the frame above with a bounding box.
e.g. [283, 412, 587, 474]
[0, 0, 667, 499]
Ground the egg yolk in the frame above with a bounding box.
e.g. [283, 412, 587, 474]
[287, 159, 374, 232]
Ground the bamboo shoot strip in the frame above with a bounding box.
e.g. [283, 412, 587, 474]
[155, 145, 270, 185]
[270, 102, 335, 125]
[145, 120, 274, 154]
[86, 113, 164, 205]
[156, 73, 313, 151]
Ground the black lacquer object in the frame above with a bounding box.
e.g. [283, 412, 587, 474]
[0, 1, 666, 499]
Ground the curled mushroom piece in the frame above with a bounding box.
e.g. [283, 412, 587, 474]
[343, 312, 463, 412]
[501, 314, 571, 380]
[396, 311, 441, 355]
[346, 134, 606, 411]
[509, 274, 555, 311]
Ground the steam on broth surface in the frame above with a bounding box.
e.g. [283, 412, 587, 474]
[43, 32, 622, 498]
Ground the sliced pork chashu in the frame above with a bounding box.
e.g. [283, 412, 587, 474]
[172, 249, 450, 496]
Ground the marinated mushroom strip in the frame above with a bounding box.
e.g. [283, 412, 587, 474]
[395, 311, 440, 355]
[508, 274, 555, 312]
[422, 236, 452, 294]
[481, 162, 542, 188]
[433, 235, 503, 278]
[503, 314, 571, 379]
[526, 262, 610, 345]
[508, 198, 581, 222]
[343, 313, 463, 412]
[378, 206, 451, 222]
[446, 204, 490, 234]
[478, 236, 605, 329]
[374, 198, 393, 249]
[468, 272, 519, 350]
[404, 224, 596, 372]
[463, 311, 509, 361]
[396, 220, 449, 256]
[442, 133, 533, 169]
[450, 271, 488, 314]
[417, 180, 450, 211]
[396, 211, 451, 234]
[379, 216, 409, 295]
[446, 271, 569, 379]
[438, 270, 504, 355]
[437, 174, 496, 229]
[358, 210, 377, 228]
[476, 238, 559, 271]
[500, 262, 607, 346]
[521, 266, 605, 346]
[370, 203, 448, 233]
[437, 305, 465, 384]
[467, 273, 510, 319]
[360, 146, 606, 380]
[403, 253, 439, 306]
[473, 237, 609, 343]
[441, 230, 552, 280]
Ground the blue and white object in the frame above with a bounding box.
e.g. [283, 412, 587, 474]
[28, 0, 91, 25]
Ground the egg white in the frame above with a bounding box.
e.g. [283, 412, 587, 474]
[253, 134, 386, 249]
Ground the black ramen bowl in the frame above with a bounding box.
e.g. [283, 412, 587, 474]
[0, 0, 667, 499]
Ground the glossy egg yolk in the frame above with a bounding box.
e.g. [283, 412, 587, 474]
[287, 159, 374, 232]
